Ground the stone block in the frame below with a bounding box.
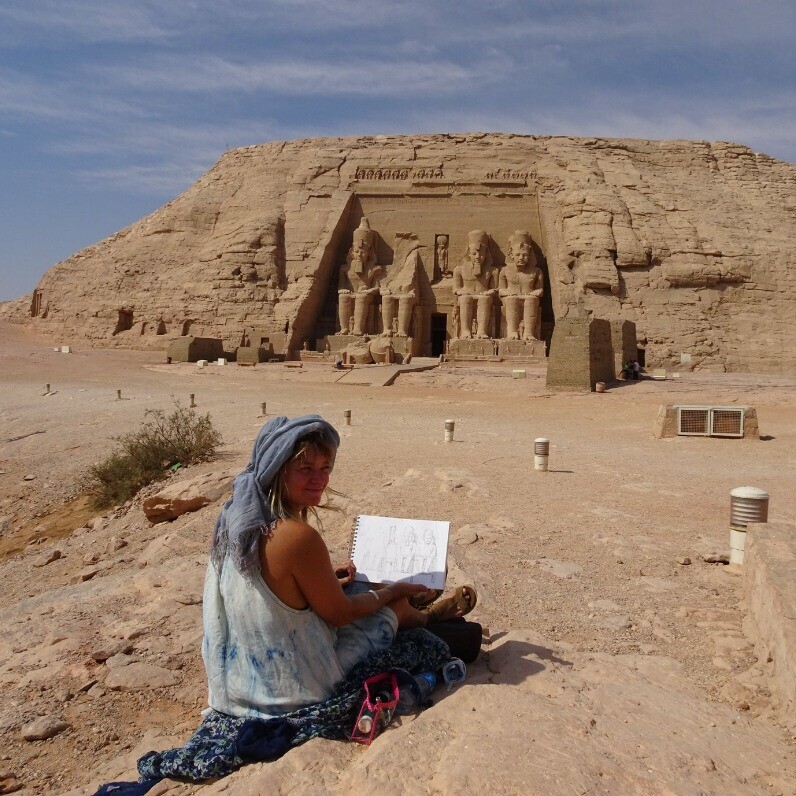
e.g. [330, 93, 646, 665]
[743, 520, 796, 729]
[610, 319, 637, 378]
[449, 339, 496, 359]
[497, 339, 545, 359]
[236, 346, 265, 365]
[167, 336, 224, 363]
[546, 318, 614, 391]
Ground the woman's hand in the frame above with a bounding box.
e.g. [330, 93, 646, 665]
[334, 559, 356, 586]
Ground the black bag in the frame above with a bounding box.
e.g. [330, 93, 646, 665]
[426, 618, 483, 664]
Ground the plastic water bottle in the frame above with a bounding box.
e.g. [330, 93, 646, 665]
[395, 670, 437, 714]
[442, 658, 466, 691]
[357, 712, 375, 734]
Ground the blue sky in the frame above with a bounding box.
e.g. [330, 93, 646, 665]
[1, 0, 794, 301]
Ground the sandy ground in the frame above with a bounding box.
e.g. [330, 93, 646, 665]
[1, 320, 795, 795]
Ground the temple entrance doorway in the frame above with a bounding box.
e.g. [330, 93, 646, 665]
[430, 313, 447, 356]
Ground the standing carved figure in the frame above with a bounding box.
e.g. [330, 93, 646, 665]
[338, 217, 384, 335]
[499, 230, 544, 340]
[452, 230, 498, 339]
[435, 234, 450, 277]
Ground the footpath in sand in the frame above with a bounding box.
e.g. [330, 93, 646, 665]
[0, 322, 794, 795]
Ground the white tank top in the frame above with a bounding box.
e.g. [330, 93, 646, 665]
[202, 558, 344, 719]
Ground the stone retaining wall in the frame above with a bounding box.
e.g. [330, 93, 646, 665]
[743, 520, 796, 729]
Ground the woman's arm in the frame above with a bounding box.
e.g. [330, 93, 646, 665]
[286, 521, 424, 627]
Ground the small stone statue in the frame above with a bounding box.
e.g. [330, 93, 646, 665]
[436, 234, 450, 277]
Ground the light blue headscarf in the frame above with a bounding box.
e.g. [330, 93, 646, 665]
[210, 414, 340, 579]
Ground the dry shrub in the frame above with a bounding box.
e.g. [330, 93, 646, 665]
[85, 404, 222, 509]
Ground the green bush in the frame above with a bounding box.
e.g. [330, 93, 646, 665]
[86, 404, 222, 509]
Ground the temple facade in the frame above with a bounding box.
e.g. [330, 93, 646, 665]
[7, 134, 795, 373]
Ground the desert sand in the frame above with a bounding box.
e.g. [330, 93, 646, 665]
[1, 320, 794, 795]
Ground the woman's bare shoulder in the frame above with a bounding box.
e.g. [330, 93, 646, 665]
[271, 518, 323, 548]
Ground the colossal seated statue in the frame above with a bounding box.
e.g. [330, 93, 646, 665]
[380, 233, 421, 337]
[499, 229, 544, 341]
[338, 217, 384, 336]
[452, 229, 498, 339]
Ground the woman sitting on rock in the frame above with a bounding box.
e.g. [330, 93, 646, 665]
[96, 414, 478, 791]
[203, 414, 477, 718]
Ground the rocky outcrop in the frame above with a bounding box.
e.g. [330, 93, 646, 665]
[4, 134, 795, 373]
[142, 470, 234, 524]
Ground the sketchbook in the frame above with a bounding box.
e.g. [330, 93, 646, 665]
[350, 514, 450, 591]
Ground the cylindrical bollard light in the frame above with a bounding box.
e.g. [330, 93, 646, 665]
[45, 383, 50, 393]
[261, 402, 267, 416]
[729, 486, 769, 567]
[344, 409, 352, 426]
[116, 389, 122, 400]
[190, 393, 196, 408]
[444, 419, 455, 443]
[534, 437, 550, 472]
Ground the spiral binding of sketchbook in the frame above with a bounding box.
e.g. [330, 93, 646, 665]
[349, 514, 450, 591]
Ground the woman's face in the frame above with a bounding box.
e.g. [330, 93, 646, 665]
[282, 448, 333, 509]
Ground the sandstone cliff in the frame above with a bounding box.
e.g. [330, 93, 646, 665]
[5, 134, 795, 372]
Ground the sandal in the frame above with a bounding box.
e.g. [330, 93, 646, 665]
[409, 588, 443, 610]
[424, 585, 478, 624]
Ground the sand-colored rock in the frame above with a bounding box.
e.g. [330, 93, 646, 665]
[142, 470, 235, 524]
[4, 134, 795, 373]
[21, 716, 69, 741]
[104, 662, 181, 692]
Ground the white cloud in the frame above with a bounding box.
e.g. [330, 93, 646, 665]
[395, 89, 796, 163]
[0, 0, 172, 44]
[74, 162, 208, 195]
[95, 54, 495, 97]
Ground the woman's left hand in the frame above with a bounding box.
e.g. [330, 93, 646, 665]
[334, 559, 356, 586]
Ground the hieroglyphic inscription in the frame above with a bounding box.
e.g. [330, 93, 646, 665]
[354, 165, 444, 181]
[484, 169, 532, 181]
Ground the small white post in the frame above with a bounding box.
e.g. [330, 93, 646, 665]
[729, 486, 769, 567]
[534, 438, 550, 472]
[444, 419, 455, 443]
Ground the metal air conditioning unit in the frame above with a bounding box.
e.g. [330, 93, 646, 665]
[676, 406, 745, 438]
